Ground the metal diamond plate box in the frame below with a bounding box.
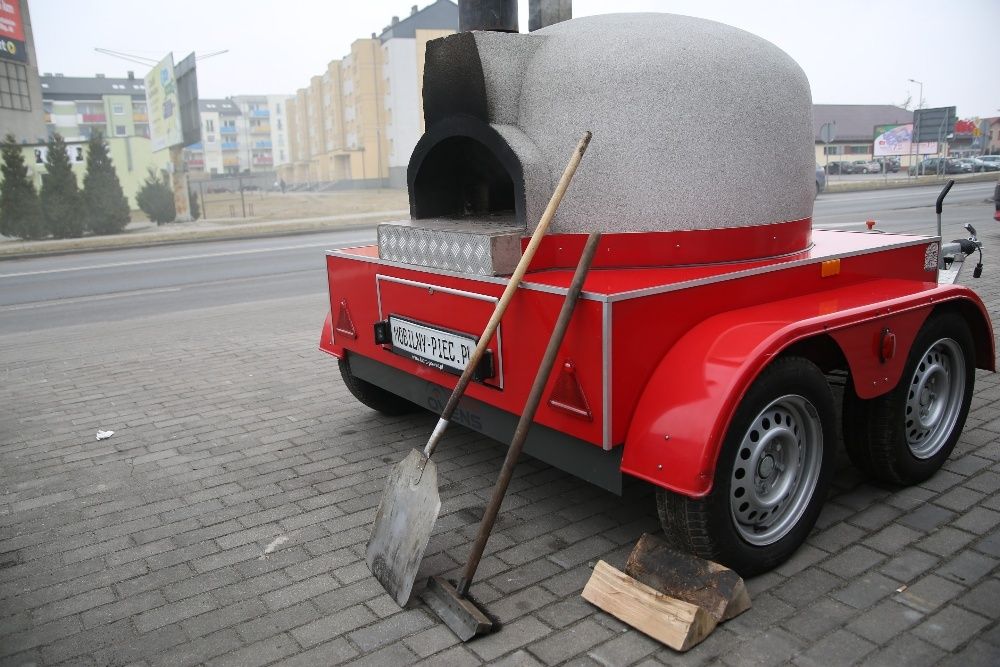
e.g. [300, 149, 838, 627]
[377, 218, 525, 276]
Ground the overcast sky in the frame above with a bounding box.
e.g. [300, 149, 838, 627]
[28, 0, 1000, 118]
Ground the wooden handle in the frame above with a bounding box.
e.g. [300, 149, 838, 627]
[423, 131, 593, 458]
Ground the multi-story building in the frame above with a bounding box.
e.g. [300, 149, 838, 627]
[19, 71, 164, 207]
[231, 94, 291, 172]
[41, 72, 150, 141]
[183, 99, 242, 175]
[280, 0, 458, 188]
[0, 0, 46, 142]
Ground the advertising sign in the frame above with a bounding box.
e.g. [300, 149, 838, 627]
[913, 107, 957, 143]
[873, 124, 937, 157]
[0, 0, 26, 62]
[144, 53, 184, 152]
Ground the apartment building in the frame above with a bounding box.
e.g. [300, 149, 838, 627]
[40, 72, 150, 142]
[231, 94, 291, 171]
[281, 0, 458, 188]
[183, 99, 242, 175]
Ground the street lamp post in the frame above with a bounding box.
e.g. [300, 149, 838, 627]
[908, 78, 924, 176]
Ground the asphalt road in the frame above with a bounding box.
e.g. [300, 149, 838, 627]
[0, 181, 995, 336]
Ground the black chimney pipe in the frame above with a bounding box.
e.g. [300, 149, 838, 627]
[458, 0, 518, 32]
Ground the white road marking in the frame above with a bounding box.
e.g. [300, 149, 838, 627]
[0, 237, 374, 279]
[0, 287, 183, 311]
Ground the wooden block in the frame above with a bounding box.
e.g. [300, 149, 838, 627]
[582, 560, 717, 652]
[625, 533, 751, 622]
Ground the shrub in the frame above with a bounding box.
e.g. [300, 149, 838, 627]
[40, 133, 83, 238]
[82, 131, 130, 235]
[0, 133, 45, 240]
[136, 167, 175, 224]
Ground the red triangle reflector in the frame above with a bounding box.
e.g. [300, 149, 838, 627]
[335, 299, 358, 339]
[548, 360, 592, 420]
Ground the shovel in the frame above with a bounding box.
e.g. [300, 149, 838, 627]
[423, 231, 602, 640]
[367, 131, 594, 607]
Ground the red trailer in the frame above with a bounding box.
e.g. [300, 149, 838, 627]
[318, 14, 994, 575]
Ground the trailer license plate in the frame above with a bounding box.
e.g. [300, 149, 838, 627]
[388, 316, 476, 374]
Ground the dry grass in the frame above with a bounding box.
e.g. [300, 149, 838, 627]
[194, 188, 409, 222]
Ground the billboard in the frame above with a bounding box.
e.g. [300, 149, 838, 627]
[0, 0, 26, 62]
[144, 53, 184, 152]
[873, 123, 937, 157]
[913, 106, 957, 143]
[174, 52, 201, 147]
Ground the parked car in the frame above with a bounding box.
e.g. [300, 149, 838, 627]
[995, 177, 999, 222]
[815, 164, 826, 196]
[851, 160, 880, 174]
[825, 161, 854, 175]
[970, 157, 1000, 173]
[908, 158, 972, 176]
[875, 157, 900, 173]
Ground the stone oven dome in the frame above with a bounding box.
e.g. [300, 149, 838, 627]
[410, 12, 816, 237]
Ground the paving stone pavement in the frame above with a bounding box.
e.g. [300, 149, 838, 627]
[1, 268, 999, 666]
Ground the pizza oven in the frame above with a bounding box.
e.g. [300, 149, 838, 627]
[377, 13, 817, 275]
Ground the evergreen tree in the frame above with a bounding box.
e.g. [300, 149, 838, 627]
[136, 167, 175, 224]
[81, 131, 130, 235]
[0, 133, 45, 240]
[40, 133, 83, 238]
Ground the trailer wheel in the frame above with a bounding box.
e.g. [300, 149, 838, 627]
[339, 356, 418, 416]
[843, 315, 974, 485]
[656, 357, 835, 576]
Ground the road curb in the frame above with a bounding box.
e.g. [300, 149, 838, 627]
[0, 216, 398, 262]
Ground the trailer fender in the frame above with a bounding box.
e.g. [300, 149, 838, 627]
[319, 312, 345, 359]
[620, 284, 993, 498]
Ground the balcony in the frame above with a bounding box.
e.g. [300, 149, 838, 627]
[221, 141, 239, 150]
[253, 140, 272, 149]
[253, 156, 273, 165]
[81, 113, 106, 123]
[133, 113, 148, 122]
[250, 108, 270, 118]
[186, 159, 205, 168]
[223, 157, 240, 166]
[220, 126, 238, 135]
[186, 142, 204, 151]
[250, 124, 271, 135]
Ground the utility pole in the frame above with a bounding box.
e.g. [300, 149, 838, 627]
[909, 78, 924, 176]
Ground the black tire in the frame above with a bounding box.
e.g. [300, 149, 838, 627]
[338, 355, 418, 416]
[656, 357, 836, 577]
[843, 314, 974, 485]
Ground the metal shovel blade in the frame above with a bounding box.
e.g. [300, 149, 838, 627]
[366, 448, 442, 606]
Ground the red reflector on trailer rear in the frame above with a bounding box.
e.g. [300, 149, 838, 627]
[548, 360, 592, 420]
[335, 299, 358, 339]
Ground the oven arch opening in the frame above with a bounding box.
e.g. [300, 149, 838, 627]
[411, 136, 516, 220]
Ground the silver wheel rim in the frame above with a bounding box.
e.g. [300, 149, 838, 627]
[729, 395, 823, 546]
[905, 338, 965, 459]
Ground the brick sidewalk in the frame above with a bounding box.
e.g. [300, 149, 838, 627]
[1, 283, 998, 665]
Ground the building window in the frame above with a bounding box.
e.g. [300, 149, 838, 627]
[207, 134, 215, 143]
[115, 125, 127, 136]
[823, 145, 842, 155]
[112, 103, 125, 115]
[0, 61, 32, 111]
[205, 119, 215, 132]
[845, 145, 870, 155]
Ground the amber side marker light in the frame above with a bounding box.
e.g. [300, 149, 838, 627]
[821, 259, 841, 278]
